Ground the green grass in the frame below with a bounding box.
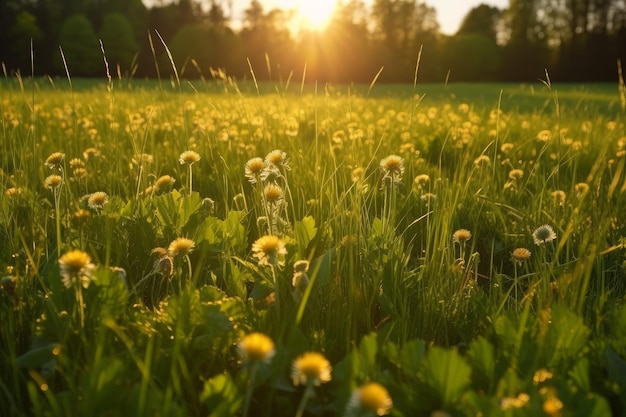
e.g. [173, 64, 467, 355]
[1, 76, 626, 416]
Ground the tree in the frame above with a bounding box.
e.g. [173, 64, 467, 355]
[99, 13, 138, 75]
[7, 10, 44, 72]
[457, 4, 502, 42]
[55, 14, 101, 76]
[443, 34, 501, 81]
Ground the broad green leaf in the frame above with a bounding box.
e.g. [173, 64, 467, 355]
[568, 358, 590, 392]
[421, 346, 472, 407]
[294, 216, 317, 257]
[399, 338, 426, 377]
[200, 373, 242, 417]
[543, 305, 589, 368]
[467, 336, 496, 391]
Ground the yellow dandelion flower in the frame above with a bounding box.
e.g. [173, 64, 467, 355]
[533, 368, 553, 384]
[5, 187, 22, 198]
[252, 235, 287, 267]
[500, 143, 514, 153]
[265, 149, 290, 170]
[452, 229, 472, 244]
[245, 157, 266, 184]
[414, 174, 430, 188]
[58, 249, 95, 288]
[238, 332, 276, 363]
[69, 158, 85, 169]
[168, 237, 195, 257]
[351, 167, 365, 183]
[44, 175, 63, 190]
[473, 155, 491, 166]
[550, 190, 566, 207]
[87, 192, 109, 210]
[291, 351, 332, 386]
[500, 393, 530, 410]
[154, 175, 176, 193]
[179, 150, 201, 165]
[72, 168, 87, 179]
[537, 130, 552, 142]
[380, 155, 404, 179]
[263, 183, 283, 204]
[346, 382, 393, 417]
[45, 152, 65, 170]
[575, 182, 589, 197]
[508, 169, 524, 180]
[512, 248, 531, 264]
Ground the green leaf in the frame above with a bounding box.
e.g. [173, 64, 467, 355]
[200, 373, 242, 417]
[17, 343, 59, 369]
[421, 346, 472, 407]
[568, 358, 590, 392]
[467, 336, 496, 391]
[294, 216, 317, 257]
[543, 305, 589, 368]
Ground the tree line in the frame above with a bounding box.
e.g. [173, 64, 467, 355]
[1, 0, 626, 83]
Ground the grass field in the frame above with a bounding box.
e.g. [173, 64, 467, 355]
[1, 76, 626, 416]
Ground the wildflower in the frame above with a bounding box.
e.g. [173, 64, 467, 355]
[265, 149, 290, 170]
[414, 174, 430, 188]
[345, 382, 393, 417]
[69, 158, 85, 169]
[291, 352, 332, 386]
[110, 266, 128, 288]
[151, 248, 173, 276]
[5, 187, 22, 198]
[536, 130, 552, 142]
[154, 175, 176, 193]
[380, 155, 404, 180]
[44, 175, 63, 190]
[83, 147, 99, 160]
[263, 183, 284, 205]
[167, 237, 195, 257]
[245, 157, 266, 184]
[45, 152, 65, 170]
[500, 393, 530, 410]
[292, 260, 310, 302]
[87, 192, 109, 211]
[452, 229, 472, 244]
[500, 143, 514, 153]
[550, 190, 566, 207]
[252, 235, 287, 267]
[533, 225, 557, 245]
[132, 153, 154, 166]
[238, 332, 276, 364]
[351, 167, 366, 183]
[58, 249, 95, 289]
[473, 155, 491, 166]
[533, 368, 553, 384]
[512, 248, 531, 264]
[73, 209, 91, 221]
[420, 192, 437, 203]
[508, 169, 524, 180]
[72, 168, 87, 179]
[575, 182, 589, 198]
[178, 150, 201, 165]
[542, 396, 563, 416]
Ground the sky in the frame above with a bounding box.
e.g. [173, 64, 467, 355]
[228, 0, 510, 35]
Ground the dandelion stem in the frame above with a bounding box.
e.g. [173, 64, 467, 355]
[295, 381, 315, 417]
[242, 362, 259, 417]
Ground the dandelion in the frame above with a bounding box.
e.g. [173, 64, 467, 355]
[500, 393, 530, 410]
[5, 187, 22, 198]
[292, 260, 310, 302]
[512, 248, 531, 264]
[265, 149, 290, 170]
[45, 152, 65, 170]
[533, 225, 557, 245]
[252, 235, 287, 267]
[473, 154, 491, 166]
[351, 167, 366, 183]
[245, 157, 266, 184]
[179, 150, 200, 194]
[533, 368, 553, 384]
[44, 175, 63, 190]
[58, 249, 95, 289]
[550, 190, 566, 207]
[263, 183, 284, 205]
[536, 130, 552, 142]
[72, 168, 87, 180]
[154, 175, 176, 193]
[508, 169, 524, 180]
[452, 229, 472, 244]
[500, 143, 514, 153]
[575, 182, 589, 198]
[167, 237, 195, 257]
[291, 351, 332, 387]
[238, 332, 276, 364]
[345, 382, 393, 417]
[542, 396, 563, 416]
[380, 155, 404, 181]
[178, 150, 200, 165]
[69, 158, 85, 169]
[414, 174, 430, 188]
[420, 192, 436, 203]
[87, 192, 109, 211]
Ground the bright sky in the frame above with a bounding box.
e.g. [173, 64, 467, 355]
[228, 0, 510, 34]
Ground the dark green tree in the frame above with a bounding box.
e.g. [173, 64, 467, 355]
[7, 10, 44, 72]
[457, 4, 502, 42]
[99, 13, 138, 75]
[443, 34, 501, 81]
[55, 14, 101, 76]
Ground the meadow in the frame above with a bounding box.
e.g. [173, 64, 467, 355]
[1, 74, 626, 416]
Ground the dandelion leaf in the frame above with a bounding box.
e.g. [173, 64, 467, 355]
[200, 373, 242, 417]
[421, 346, 471, 407]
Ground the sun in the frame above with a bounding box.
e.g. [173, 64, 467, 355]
[294, 0, 337, 31]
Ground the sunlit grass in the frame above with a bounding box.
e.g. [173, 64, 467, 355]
[1, 75, 626, 416]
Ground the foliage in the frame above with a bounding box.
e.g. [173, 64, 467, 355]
[99, 13, 138, 75]
[55, 14, 101, 76]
